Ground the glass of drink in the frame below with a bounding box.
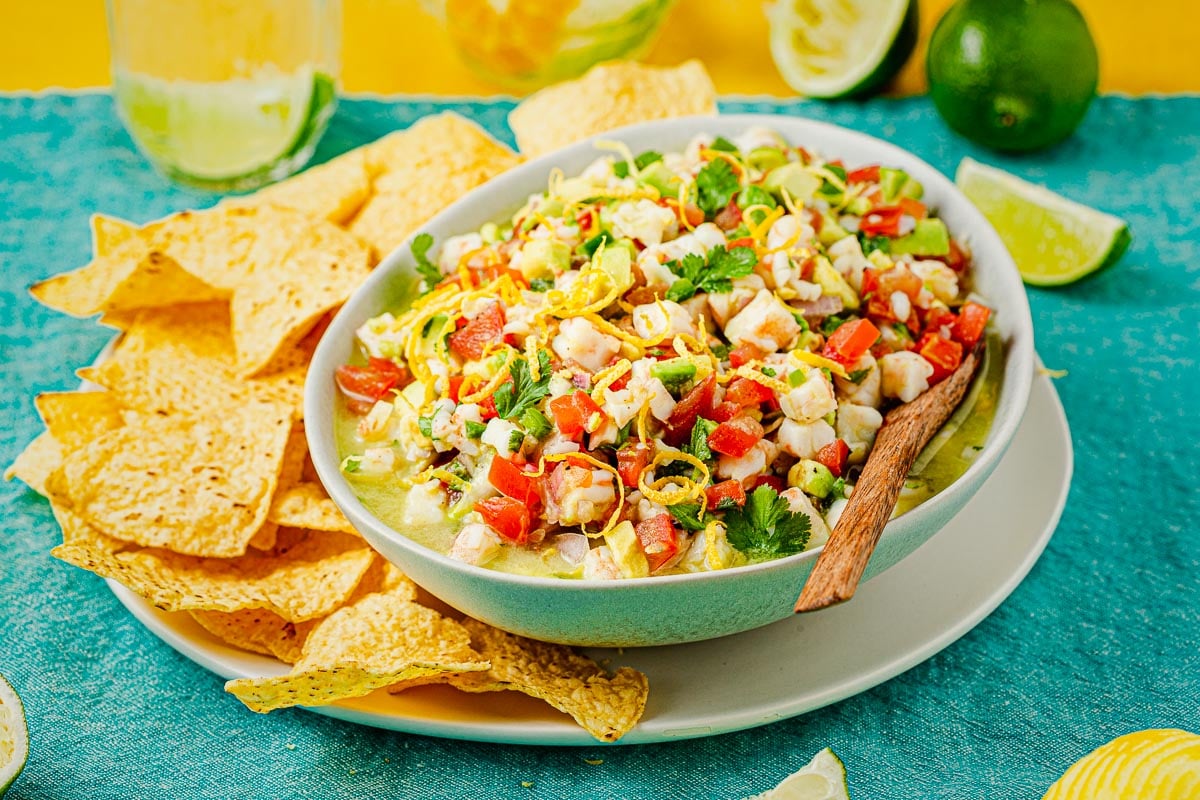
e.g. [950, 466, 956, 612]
[106, 0, 340, 192]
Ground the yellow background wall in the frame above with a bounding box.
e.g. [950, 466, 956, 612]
[1, 0, 1192, 95]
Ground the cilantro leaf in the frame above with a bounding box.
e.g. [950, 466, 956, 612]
[411, 233, 442, 292]
[847, 368, 870, 384]
[820, 314, 850, 337]
[494, 351, 552, 420]
[667, 503, 710, 532]
[710, 136, 739, 153]
[695, 158, 741, 218]
[665, 278, 697, 303]
[508, 429, 526, 452]
[520, 406, 552, 439]
[613, 150, 662, 178]
[417, 416, 433, 439]
[665, 245, 757, 297]
[529, 277, 554, 292]
[723, 485, 812, 558]
[685, 417, 719, 462]
[464, 420, 487, 439]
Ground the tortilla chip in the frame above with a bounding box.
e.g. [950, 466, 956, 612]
[52, 528, 375, 621]
[230, 211, 372, 376]
[48, 399, 292, 557]
[5, 432, 63, 496]
[191, 609, 317, 664]
[79, 303, 308, 419]
[144, 208, 263, 291]
[225, 591, 488, 712]
[29, 215, 225, 317]
[349, 113, 521, 258]
[268, 482, 357, 535]
[222, 149, 371, 225]
[450, 619, 649, 742]
[35, 391, 127, 451]
[509, 60, 718, 157]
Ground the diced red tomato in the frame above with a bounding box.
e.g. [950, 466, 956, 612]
[575, 206, 598, 234]
[752, 474, 786, 493]
[807, 208, 824, 235]
[664, 375, 716, 446]
[635, 514, 681, 573]
[728, 342, 766, 369]
[707, 415, 764, 458]
[823, 318, 881, 366]
[487, 456, 542, 507]
[448, 303, 505, 362]
[335, 358, 409, 409]
[846, 165, 880, 184]
[921, 305, 958, 337]
[474, 496, 533, 544]
[714, 200, 742, 231]
[710, 400, 742, 423]
[859, 206, 904, 237]
[447, 375, 466, 402]
[725, 377, 775, 408]
[815, 439, 851, 478]
[549, 392, 604, 439]
[479, 394, 499, 420]
[607, 371, 631, 392]
[616, 443, 653, 489]
[727, 236, 757, 251]
[898, 197, 927, 221]
[951, 302, 991, 348]
[470, 264, 527, 288]
[917, 333, 964, 383]
[705, 479, 747, 508]
[941, 238, 970, 273]
[661, 198, 706, 228]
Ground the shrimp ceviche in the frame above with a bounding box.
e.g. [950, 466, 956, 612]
[334, 127, 995, 580]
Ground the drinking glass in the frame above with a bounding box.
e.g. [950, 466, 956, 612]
[106, 0, 341, 191]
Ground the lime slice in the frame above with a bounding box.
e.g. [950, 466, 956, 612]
[748, 747, 850, 800]
[956, 157, 1131, 286]
[765, 0, 917, 99]
[0, 675, 28, 798]
[114, 67, 335, 183]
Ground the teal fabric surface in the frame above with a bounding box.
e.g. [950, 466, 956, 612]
[1, 92, 1197, 799]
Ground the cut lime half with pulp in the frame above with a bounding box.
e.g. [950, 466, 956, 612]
[0, 675, 28, 798]
[765, 0, 917, 99]
[114, 67, 337, 190]
[956, 157, 1131, 286]
[748, 747, 850, 800]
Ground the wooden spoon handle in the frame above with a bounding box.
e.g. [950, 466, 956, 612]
[794, 349, 982, 613]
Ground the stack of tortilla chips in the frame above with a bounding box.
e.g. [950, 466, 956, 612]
[7, 61, 718, 742]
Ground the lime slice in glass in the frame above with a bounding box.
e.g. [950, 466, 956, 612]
[748, 747, 850, 800]
[956, 157, 1132, 286]
[0, 674, 28, 798]
[765, 0, 917, 99]
[114, 67, 336, 190]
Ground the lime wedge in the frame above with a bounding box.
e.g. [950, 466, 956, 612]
[114, 67, 336, 185]
[748, 747, 850, 800]
[956, 157, 1131, 286]
[765, 0, 917, 99]
[0, 675, 28, 798]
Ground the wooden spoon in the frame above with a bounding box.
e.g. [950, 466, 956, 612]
[794, 348, 982, 613]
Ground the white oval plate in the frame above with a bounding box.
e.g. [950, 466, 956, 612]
[109, 372, 1071, 746]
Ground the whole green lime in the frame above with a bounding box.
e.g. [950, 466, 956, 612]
[927, 0, 1099, 152]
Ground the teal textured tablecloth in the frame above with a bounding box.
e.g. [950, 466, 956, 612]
[1, 92, 1197, 799]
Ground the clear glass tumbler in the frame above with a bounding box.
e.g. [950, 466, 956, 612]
[106, 0, 341, 192]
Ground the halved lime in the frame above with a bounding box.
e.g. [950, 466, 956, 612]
[0, 675, 28, 798]
[956, 157, 1131, 286]
[748, 747, 850, 800]
[765, 0, 917, 99]
[113, 67, 337, 190]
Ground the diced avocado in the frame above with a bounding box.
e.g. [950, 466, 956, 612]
[746, 146, 788, 172]
[519, 238, 571, 281]
[763, 163, 821, 203]
[891, 219, 950, 256]
[415, 314, 449, 358]
[637, 161, 681, 198]
[650, 358, 697, 388]
[479, 222, 501, 244]
[737, 185, 777, 225]
[812, 258, 860, 311]
[595, 244, 634, 293]
[844, 195, 871, 216]
[603, 520, 649, 579]
[879, 167, 924, 203]
[788, 459, 836, 499]
[795, 330, 823, 352]
[817, 212, 851, 245]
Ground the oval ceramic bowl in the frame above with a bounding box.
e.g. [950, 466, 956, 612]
[306, 114, 1035, 648]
